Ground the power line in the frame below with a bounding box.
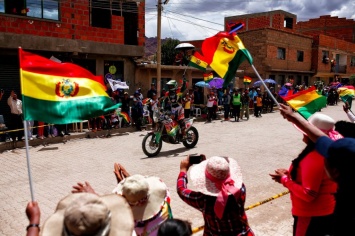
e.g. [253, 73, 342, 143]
[162, 14, 222, 33]
[165, 10, 224, 26]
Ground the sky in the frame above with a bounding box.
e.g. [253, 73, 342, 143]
[145, 0, 355, 41]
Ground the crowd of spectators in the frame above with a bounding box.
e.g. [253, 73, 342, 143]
[18, 81, 355, 236]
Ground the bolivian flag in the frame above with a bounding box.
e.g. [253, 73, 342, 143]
[118, 111, 130, 123]
[282, 86, 326, 119]
[19, 48, 120, 124]
[338, 86, 355, 102]
[201, 32, 253, 88]
[188, 52, 208, 72]
[243, 76, 252, 84]
[203, 72, 214, 82]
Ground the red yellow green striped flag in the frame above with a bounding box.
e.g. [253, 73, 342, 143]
[338, 86, 355, 102]
[282, 86, 327, 119]
[201, 32, 253, 88]
[19, 48, 120, 124]
[188, 52, 208, 72]
[243, 76, 252, 84]
[203, 72, 214, 82]
[118, 111, 130, 123]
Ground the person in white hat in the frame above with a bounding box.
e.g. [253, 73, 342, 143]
[279, 103, 355, 236]
[72, 163, 172, 236]
[177, 155, 254, 236]
[270, 112, 343, 236]
[26, 193, 134, 236]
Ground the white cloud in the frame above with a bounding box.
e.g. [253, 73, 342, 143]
[145, 0, 355, 41]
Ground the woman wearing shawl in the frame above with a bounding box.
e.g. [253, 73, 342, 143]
[177, 155, 254, 236]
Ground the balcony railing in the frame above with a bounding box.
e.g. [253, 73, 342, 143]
[331, 65, 347, 73]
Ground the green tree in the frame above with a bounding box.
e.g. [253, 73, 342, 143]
[161, 38, 180, 65]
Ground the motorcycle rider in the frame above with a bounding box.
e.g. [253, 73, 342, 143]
[163, 80, 187, 139]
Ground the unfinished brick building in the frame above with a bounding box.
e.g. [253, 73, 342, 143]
[0, 0, 145, 119]
[223, 10, 355, 87]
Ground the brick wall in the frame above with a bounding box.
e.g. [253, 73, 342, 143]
[297, 15, 355, 43]
[237, 28, 312, 77]
[0, 0, 145, 45]
[225, 11, 297, 33]
[314, 34, 355, 74]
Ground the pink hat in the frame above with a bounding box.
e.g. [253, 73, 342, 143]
[189, 156, 243, 196]
[189, 156, 243, 219]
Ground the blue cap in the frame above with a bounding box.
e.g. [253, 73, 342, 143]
[316, 136, 355, 159]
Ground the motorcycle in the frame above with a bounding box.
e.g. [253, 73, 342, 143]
[142, 110, 199, 157]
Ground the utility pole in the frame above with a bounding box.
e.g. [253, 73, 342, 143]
[156, 0, 162, 96]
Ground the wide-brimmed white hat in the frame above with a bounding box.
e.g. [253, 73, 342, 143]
[189, 156, 243, 196]
[41, 193, 134, 236]
[294, 113, 343, 141]
[112, 174, 167, 221]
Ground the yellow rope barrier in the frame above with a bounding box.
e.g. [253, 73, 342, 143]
[192, 190, 290, 234]
[0, 124, 54, 135]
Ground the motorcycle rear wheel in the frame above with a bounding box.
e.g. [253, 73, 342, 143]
[183, 126, 199, 148]
[142, 133, 163, 157]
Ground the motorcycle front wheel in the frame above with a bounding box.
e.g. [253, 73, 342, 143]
[142, 133, 163, 157]
[183, 126, 199, 148]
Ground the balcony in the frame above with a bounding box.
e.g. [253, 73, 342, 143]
[331, 65, 346, 74]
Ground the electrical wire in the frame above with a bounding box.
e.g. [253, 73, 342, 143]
[162, 14, 222, 32]
[165, 9, 224, 26]
[164, 11, 214, 39]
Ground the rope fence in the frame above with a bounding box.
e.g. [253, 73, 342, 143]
[0, 123, 54, 135]
[192, 190, 290, 234]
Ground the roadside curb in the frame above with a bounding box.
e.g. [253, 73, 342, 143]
[0, 126, 136, 153]
[0, 109, 279, 153]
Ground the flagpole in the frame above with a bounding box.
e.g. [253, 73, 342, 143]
[19, 47, 35, 202]
[23, 120, 35, 202]
[251, 64, 280, 108]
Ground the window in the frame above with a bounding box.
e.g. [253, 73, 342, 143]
[284, 17, 293, 29]
[322, 50, 329, 63]
[297, 50, 304, 62]
[0, 0, 59, 20]
[0, 0, 4, 13]
[351, 56, 355, 67]
[277, 47, 286, 60]
[91, 0, 111, 28]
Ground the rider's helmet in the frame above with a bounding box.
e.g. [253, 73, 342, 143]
[166, 80, 178, 92]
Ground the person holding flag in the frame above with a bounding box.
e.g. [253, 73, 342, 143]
[278, 104, 355, 236]
[270, 112, 341, 236]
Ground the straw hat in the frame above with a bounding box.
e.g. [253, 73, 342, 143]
[112, 174, 167, 221]
[189, 156, 243, 196]
[41, 193, 134, 236]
